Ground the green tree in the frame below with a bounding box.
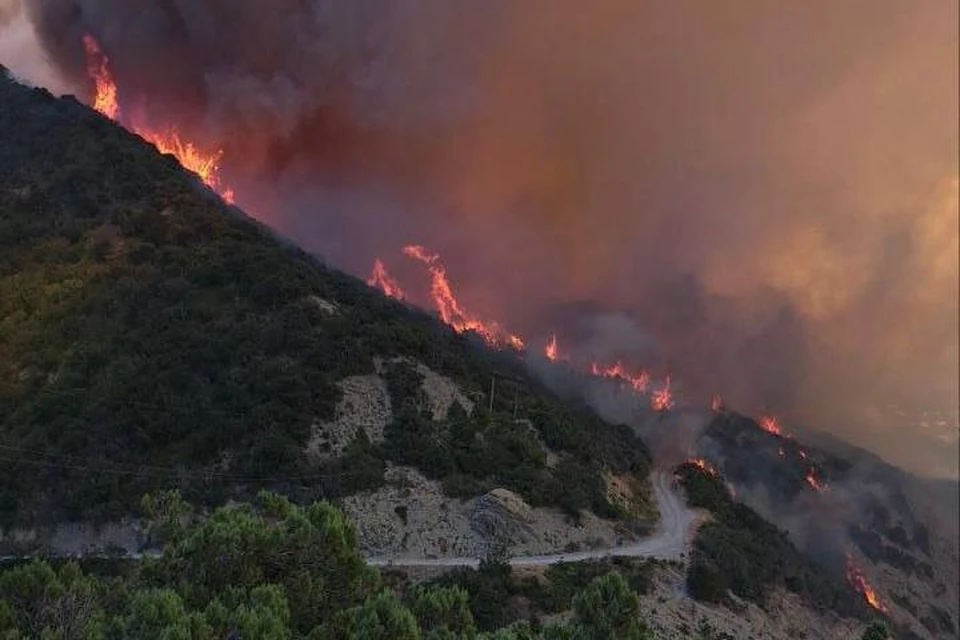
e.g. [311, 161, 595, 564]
[570, 573, 650, 640]
[0, 560, 102, 640]
[143, 491, 377, 633]
[408, 585, 476, 639]
[861, 621, 889, 640]
[326, 591, 421, 640]
[111, 588, 200, 640]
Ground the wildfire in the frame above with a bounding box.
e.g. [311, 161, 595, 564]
[82, 35, 118, 120]
[367, 259, 406, 300]
[711, 393, 725, 412]
[687, 458, 717, 476]
[81, 34, 234, 203]
[845, 555, 887, 613]
[545, 334, 559, 361]
[589, 361, 651, 392]
[805, 469, 827, 492]
[403, 245, 524, 350]
[759, 414, 782, 436]
[651, 375, 674, 412]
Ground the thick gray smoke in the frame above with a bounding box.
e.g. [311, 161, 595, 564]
[7, 0, 959, 477]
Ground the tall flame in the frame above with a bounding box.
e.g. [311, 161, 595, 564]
[403, 245, 524, 349]
[81, 34, 233, 203]
[845, 555, 887, 613]
[651, 375, 674, 412]
[545, 334, 559, 361]
[82, 35, 118, 120]
[368, 259, 406, 300]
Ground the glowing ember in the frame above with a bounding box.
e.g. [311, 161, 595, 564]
[367, 259, 406, 300]
[711, 393, 724, 412]
[651, 375, 674, 412]
[403, 245, 524, 349]
[545, 334, 559, 361]
[81, 34, 234, 203]
[687, 458, 717, 476]
[759, 414, 782, 435]
[82, 35, 118, 120]
[805, 469, 827, 492]
[845, 555, 887, 613]
[798, 449, 808, 460]
[778, 447, 785, 457]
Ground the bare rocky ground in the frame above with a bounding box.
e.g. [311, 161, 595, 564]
[341, 464, 635, 559]
[636, 565, 866, 640]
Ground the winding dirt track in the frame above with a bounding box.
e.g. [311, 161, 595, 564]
[365, 471, 697, 569]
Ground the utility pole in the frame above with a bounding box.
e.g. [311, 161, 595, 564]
[488, 376, 495, 414]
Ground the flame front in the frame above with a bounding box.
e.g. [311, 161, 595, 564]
[81, 35, 118, 120]
[589, 361, 651, 393]
[81, 34, 233, 203]
[403, 245, 524, 349]
[368, 259, 406, 300]
[804, 469, 827, 492]
[845, 555, 887, 613]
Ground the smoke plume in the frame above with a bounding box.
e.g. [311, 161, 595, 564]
[7, 0, 959, 477]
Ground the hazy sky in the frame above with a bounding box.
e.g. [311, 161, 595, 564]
[3, 0, 958, 477]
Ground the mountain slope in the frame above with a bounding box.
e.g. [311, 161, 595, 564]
[695, 412, 959, 639]
[0, 68, 651, 530]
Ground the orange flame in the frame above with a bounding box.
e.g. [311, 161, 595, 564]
[845, 555, 887, 613]
[759, 414, 782, 436]
[82, 35, 118, 120]
[805, 469, 827, 492]
[81, 34, 233, 203]
[403, 245, 524, 350]
[545, 334, 559, 361]
[711, 393, 724, 412]
[367, 258, 406, 300]
[687, 458, 717, 476]
[651, 375, 674, 412]
[589, 361, 650, 392]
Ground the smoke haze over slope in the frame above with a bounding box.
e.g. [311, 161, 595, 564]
[3, 0, 958, 477]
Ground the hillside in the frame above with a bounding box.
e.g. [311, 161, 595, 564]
[0, 67, 652, 539]
[0, 66, 952, 640]
[693, 412, 959, 639]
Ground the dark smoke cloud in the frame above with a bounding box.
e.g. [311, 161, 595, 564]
[11, 0, 960, 477]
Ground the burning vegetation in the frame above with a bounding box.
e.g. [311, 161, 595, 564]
[81, 34, 234, 203]
[845, 555, 888, 613]
[367, 259, 405, 301]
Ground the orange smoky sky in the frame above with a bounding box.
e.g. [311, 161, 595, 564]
[5, 0, 959, 477]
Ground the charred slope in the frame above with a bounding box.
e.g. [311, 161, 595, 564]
[0, 69, 651, 528]
[695, 411, 959, 639]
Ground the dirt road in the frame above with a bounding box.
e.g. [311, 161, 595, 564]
[365, 471, 697, 569]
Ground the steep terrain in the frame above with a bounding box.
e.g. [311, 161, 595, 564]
[0, 68, 954, 639]
[0, 67, 652, 541]
[692, 412, 959, 639]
